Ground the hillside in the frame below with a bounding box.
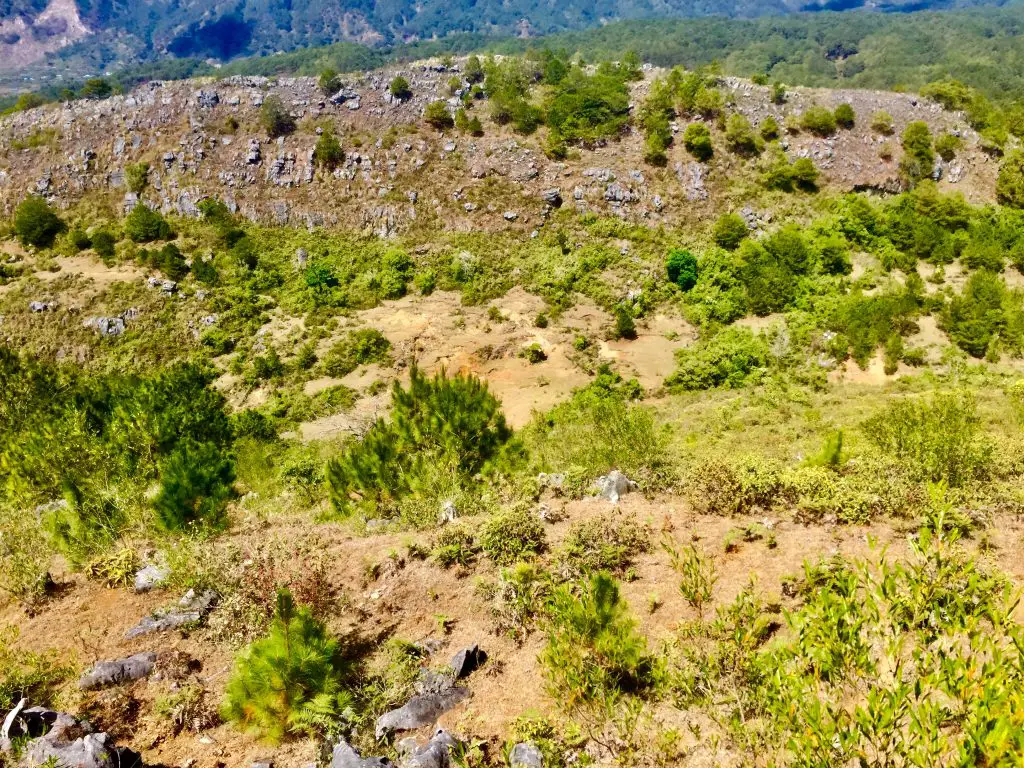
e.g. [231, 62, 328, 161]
[1, 52, 1024, 768]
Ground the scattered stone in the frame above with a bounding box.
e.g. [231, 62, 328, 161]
[449, 644, 486, 678]
[594, 470, 637, 503]
[195, 90, 219, 108]
[84, 316, 126, 337]
[133, 563, 169, 592]
[503, 211, 518, 221]
[537, 472, 566, 491]
[540, 188, 562, 206]
[509, 742, 543, 768]
[28, 300, 54, 312]
[78, 652, 156, 690]
[295, 247, 308, 269]
[125, 589, 217, 639]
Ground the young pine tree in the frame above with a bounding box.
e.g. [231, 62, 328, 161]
[222, 590, 351, 742]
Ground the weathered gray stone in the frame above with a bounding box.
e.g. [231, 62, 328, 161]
[133, 563, 169, 592]
[125, 589, 216, 639]
[509, 742, 543, 768]
[78, 652, 156, 690]
[375, 687, 470, 739]
[403, 730, 460, 768]
[1, 705, 142, 768]
[449, 644, 486, 678]
[330, 740, 393, 768]
[594, 470, 636, 503]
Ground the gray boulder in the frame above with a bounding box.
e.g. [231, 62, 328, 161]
[402, 730, 460, 768]
[449, 644, 486, 678]
[133, 563, 169, 593]
[540, 188, 562, 207]
[375, 687, 470, 739]
[594, 470, 636, 503]
[78, 652, 156, 690]
[331, 740, 393, 768]
[509, 742, 543, 768]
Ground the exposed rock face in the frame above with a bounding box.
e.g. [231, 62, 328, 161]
[331, 740, 393, 768]
[78, 652, 157, 690]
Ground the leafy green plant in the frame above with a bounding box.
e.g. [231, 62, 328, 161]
[389, 76, 412, 100]
[313, 130, 344, 170]
[260, 95, 296, 138]
[712, 213, 748, 250]
[541, 573, 657, 712]
[125, 161, 150, 193]
[682, 123, 713, 161]
[800, 105, 837, 136]
[13, 196, 63, 248]
[479, 508, 546, 565]
[862, 390, 992, 487]
[559, 512, 650, 577]
[124, 203, 172, 243]
[222, 590, 351, 742]
[322, 328, 391, 377]
[663, 537, 717, 619]
[432, 523, 477, 568]
[666, 249, 698, 291]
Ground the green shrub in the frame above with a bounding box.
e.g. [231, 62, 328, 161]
[712, 213, 748, 250]
[667, 326, 770, 390]
[153, 441, 236, 531]
[125, 203, 172, 243]
[222, 590, 351, 742]
[544, 68, 630, 144]
[613, 307, 636, 340]
[541, 573, 656, 711]
[754, 521, 1021, 764]
[683, 123, 713, 161]
[520, 343, 547, 364]
[760, 115, 780, 141]
[259, 95, 296, 138]
[666, 249, 698, 291]
[424, 101, 454, 130]
[389, 76, 412, 100]
[318, 68, 341, 95]
[800, 105, 837, 136]
[834, 103, 855, 129]
[527, 370, 670, 492]
[942, 271, 1012, 358]
[934, 132, 963, 161]
[480, 508, 546, 565]
[326, 367, 515, 518]
[432, 523, 477, 568]
[14, 195, 63, 248]
[125, 162, 149, 193]
[91, 229, 116, 260]
[724, 113, 761, 155]
[322, 328, 391, 377]
[559, 511, 650, 576]
[686, 455, 791, 516]
[900, 121, 935, 187]
[996, 150, 1024, 208]
[871, 110, 895, 135]
[862, 391, 992, 487]
[313, 130, 344, 170]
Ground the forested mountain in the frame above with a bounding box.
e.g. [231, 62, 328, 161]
[0, 0, 1017, 91]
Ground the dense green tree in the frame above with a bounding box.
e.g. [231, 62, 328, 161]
[313, 130, 344, 170]
[713, 213, 749, 250]
[152, 440, 235, 531]
[900, 121, 934, 187]
[124, 203, 172, 243]
[834, 103, 855, 129]
[683, 122, 713, 161]
[389, 76, 412, 100]
[424, 101, 454, 130]
[800, 105, 837, 136]
[13, 196, 63, 248]
[666, 249, 698, 291]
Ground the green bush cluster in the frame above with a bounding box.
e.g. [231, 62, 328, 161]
[322, 328, 391, 377]
[326, 366, 517, 519]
